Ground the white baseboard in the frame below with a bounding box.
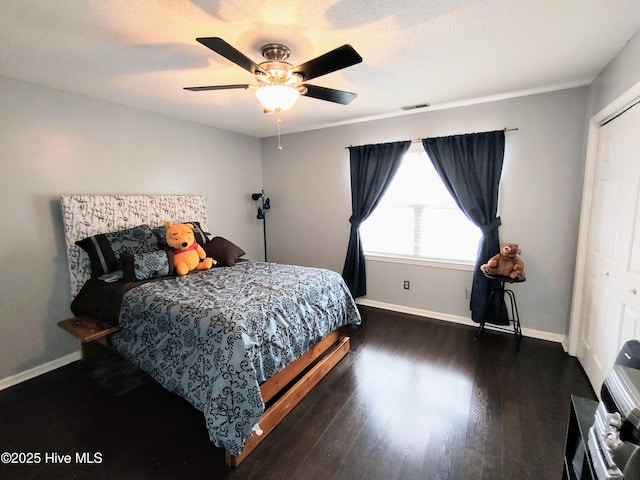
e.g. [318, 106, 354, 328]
[0, 351, 81, 392]
[356, 299, 567, 345]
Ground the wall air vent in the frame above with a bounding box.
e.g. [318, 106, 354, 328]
[401, 103, 430, 111]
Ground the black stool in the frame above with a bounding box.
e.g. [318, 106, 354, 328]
[475, 274, 525, 349]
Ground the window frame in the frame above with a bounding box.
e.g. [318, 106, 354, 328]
[360, 145, 481, 269]
[364, 252, 476, 271]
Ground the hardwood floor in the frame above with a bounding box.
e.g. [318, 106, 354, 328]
[0, 306, 595, 480]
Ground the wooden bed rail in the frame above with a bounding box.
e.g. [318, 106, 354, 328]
[225, 327, 350, 467]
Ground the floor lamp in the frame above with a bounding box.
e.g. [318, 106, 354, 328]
[251, 190, 270, 261]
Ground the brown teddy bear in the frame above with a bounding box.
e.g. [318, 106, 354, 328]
[480, 242, 525, 280]
[165, 221, 216, 275]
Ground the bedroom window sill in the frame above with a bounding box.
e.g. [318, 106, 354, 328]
[364, 254, 475, 272]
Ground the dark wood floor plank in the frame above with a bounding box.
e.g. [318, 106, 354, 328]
[0, 306, 595, 480]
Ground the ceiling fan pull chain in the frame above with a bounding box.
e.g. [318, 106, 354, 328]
[276, 109, 283, 151]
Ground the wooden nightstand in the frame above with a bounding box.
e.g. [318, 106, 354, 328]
[58, 316, 120, 360]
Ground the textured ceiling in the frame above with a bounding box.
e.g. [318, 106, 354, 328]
[2, 0, 640, 138]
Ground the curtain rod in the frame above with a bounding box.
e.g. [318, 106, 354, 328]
[410, 127, 518, 143]
[345, 127, 518, 149]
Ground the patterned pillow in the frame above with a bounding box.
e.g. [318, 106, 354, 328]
[121, 250, 174, 281]
[76, 224, 158, 277]
[152, 221, 210, 248]
[203, 237, 246, 266]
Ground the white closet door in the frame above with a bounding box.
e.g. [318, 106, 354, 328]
[577, 102, 640, 392]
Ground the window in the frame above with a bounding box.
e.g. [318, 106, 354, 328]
[360, 147, 481, 264]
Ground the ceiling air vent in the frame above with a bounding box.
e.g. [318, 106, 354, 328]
[401, 103, 430, 111]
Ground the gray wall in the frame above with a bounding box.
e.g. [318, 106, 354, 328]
[0, 76, 263, 381]
[262, 87, 588, 337]
[588, 29, 640, 117]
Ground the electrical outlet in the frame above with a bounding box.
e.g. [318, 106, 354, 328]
[403, 280, 410, 290]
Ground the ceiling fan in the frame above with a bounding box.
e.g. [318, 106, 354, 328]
[184, 37, 363, 112]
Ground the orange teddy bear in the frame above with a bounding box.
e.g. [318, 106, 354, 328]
[165, 221, 215, 275]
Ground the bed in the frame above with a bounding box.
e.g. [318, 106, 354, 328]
[60, 194, 361, 466]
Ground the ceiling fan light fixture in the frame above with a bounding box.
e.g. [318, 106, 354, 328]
[255, 85, 300, 111]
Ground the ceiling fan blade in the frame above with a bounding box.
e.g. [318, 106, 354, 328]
[184, 84, 250, 92]
[291, 45, 362, 81]
[196, 37, 264, 74]
[302, 84, 357, 105]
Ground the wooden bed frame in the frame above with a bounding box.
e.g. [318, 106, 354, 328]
[59, 194, 354, 467]
[226, 326, 350, 466]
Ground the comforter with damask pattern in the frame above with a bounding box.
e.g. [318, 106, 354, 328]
[110, 261, 360, 455]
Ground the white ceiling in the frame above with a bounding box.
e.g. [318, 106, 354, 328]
[2, 0, 640, 138]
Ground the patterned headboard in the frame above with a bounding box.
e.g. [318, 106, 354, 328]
[61, 194, 208, 298]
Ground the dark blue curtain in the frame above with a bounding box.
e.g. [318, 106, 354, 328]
[422, 131, 506, 324]
[342, 141, 411, 297]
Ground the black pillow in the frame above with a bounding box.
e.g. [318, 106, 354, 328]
[76, 224, 158, 278]
[203, 237, 245, 266]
